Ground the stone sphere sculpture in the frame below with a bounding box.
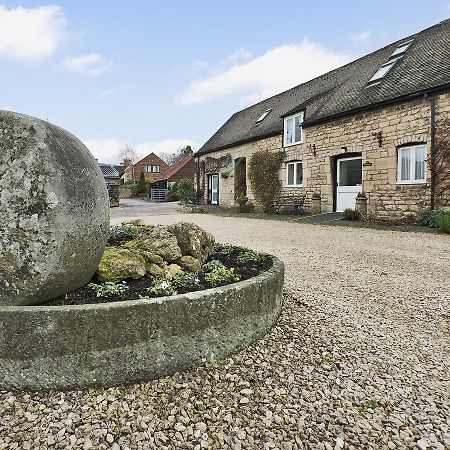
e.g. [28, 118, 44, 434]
[0, 111, 110, 306]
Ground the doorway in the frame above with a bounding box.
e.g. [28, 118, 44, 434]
[336, 156, 362, 211]
[234, 157, 247, 201]
[207, 174, 219, 205]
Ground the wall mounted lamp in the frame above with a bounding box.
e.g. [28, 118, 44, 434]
[372, 131, 383, 147]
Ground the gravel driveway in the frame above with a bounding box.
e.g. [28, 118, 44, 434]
[1, 213, 449, 450]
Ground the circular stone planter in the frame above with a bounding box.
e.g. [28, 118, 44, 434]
[0, 256, 284, 391]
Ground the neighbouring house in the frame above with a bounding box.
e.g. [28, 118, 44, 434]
[98, 163, 121, 207]
[195, 19, 450, 217]
[122, 152, 168, 184]
[150, 155, 196, 201]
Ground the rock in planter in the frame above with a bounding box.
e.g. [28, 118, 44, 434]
[178, 255, 202, 272]
[97, 247, 146, 282]
[146, 262, 165, 278]
[0, 110, 109, 306]
[124, 227, 182, 263]
[139, 251, 165, 266]
[166, 222, 215, 263]
[165, 264, 183, 278]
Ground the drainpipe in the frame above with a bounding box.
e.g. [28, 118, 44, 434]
[425, 93, 436, 210]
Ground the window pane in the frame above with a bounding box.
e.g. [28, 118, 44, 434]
[339, 159, 362, 186]
[286, 118, 293, 144]
[294, 115, 302, 143]
[287, 164, 294, 185]
[400, 149, 411, 181]
[296, 162, 303, 185]
[414, 146, 425, 180]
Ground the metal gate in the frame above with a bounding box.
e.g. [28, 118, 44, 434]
[151, 188, 167, 202]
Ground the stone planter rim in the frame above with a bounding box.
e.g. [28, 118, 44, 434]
[0, 253, 280, 312]
[0, 254, 284, 390]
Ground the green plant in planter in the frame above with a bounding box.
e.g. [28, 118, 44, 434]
[213, 243, 234, 256]
[436, 209, 450, 234]
[171, 271, 201, 288]
[146, 279, 177, 296]
[203, 259, 225, 272]
[88, 282, 129, 298]
[237, 248, 262, 264]
[203, 260, 240, 286]
[236, 191, 248, 206]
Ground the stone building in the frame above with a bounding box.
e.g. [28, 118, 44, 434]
[122, 152, 168, 183]
[98, 163, 121, 207]
[195, 20, 450, 217]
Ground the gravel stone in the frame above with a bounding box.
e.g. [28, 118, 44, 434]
[1, 214, 449, 449]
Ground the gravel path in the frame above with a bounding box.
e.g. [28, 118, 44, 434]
[1, 214, 449, 450]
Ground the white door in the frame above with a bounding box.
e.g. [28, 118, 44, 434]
[208, 174, 219, 205]
[336, 157, 362, 211]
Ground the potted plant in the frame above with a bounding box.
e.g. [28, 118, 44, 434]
[237, 192, 248, 206]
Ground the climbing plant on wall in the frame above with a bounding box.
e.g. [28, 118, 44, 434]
[248, 150, 285, 212]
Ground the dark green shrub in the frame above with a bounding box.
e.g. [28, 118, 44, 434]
[170, 178, 195, 201]
[436, 209, 450, 234]
[342, 208, 361, 221]
[419, 208, 445, 228]
[248, 150, 285, 212]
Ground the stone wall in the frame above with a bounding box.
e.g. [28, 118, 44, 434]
[196, 135, 281, 208]
[105, 180, 120, 207]
[197, 90, 450, 216]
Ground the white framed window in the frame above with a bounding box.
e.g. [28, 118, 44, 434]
[397, 144, 426, 184]
[152, 165, 160, 173]
[286, 161, 303, 187]
[284, 112, 303, 146]
[144, 165, 151, 173]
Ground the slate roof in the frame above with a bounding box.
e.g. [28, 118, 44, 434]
[98, 163, 120, 179]
[152, 155, 194, 182]
[198, 19, 450, 155]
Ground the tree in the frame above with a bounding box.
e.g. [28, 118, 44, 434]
[162, 145, 194, 165]
[137, 170, 147, 194]
[432, 119, 450, 208]
[119, 145, 138, 182]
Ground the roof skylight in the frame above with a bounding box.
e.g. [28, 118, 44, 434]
[389, 40, 413, 59]
[256, 108, 272, 123]
[367, 39, 414, 86]
[368, 60, 397, 83]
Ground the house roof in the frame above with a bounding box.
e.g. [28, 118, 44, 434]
[152, 155, 194, 182]
[113, 164, 125, 177]
[98, 163, 120, 179]
[123, 152, 167, 173]
[197, 19, 450, 155]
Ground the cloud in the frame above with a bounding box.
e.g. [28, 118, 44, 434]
[84, 138, 198, 164]
[227, 48, 253, 64]
[0, 4, 67, 61]
[175, 41, 351, 106]
[64, 53, 111, 76]
[350, 31, 371, 43]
